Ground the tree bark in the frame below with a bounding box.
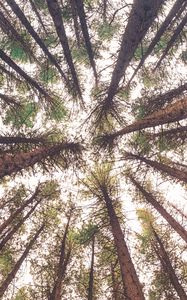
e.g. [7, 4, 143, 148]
[0, 186, 39, 235]
[88, 234, 95, 300]
[0, 142, 81, 179]
[106, 0, 164, 103]
[0, 134, 47, 145]
[102, 188, 145, 300]
[108, 97, 187, 140]
[0, 93, 22, 108]
[70, 0, 81, 47]
[126, 152, 187, 183]
[130, 176, 187, 243]
[49, 213, 72, 300]
[0, 49, 52, 101]
[46, 0, 82, 98]
[0, 196, 43, 250]
[5, 0, 68, 84]
[152, 229, 187, 300]
[0, 224, 44, 298]
[75, 0, 98, 82]
[128, 0, 186, 84]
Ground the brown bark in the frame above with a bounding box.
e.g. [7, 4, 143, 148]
[152, 229, 187, 300]
[155, 12, 187, 70]
[126, 152, 187, 183]
[75, 0, 98, 83]
[130, 176, 187, 243]
[70, 0, 81, 47]
[111, 263, 119, 300]
[102, 188, 145, 300]
[0, 142, 81, 179]
[88, 234, 95, 300]
[5, 0, 68, 84]
[0, 224, 44, 298]
[49, 213, 72, 300]
[46, 0, 82, 98]
[0, 186, 39, 235]
[106, 0, 164, 103]
[0, 196, 43, 250]
[128, 0, 186, 84]
[0, 134, 46, 145]
[108, 97, 187, 140]
[0, 49, 52, 101]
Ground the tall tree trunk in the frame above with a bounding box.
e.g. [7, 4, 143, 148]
[75, 0, 98, 83]
[106, 96, 187, 140]
[0, 63, 22, 84]
[88, 234, 95, 300]
[5, 0, 68, 84]
[126, 152, 187, 183]
[106, 0, 164, 103]
[49, 213, 72, 300]
[111, 263, 119, 300]
[0, 141, 81, 179]
[0, 196, 43, 250]
[155, 12, 187, 70]
[28, 0, 48, 35]
[70, 0, 81, 47]
[0, 186, 39, 235]
[0, 49, 52, 101]
[129, 176, 187, 243]
[152, 229, 187, 300]
[46, 0, 82, 98]
[0, 10, 39, 64]
[128, 0, 187, 84]
[0, 134, 47, 145]
[0, 224, 44, 298]
[102, 188, 145, 300]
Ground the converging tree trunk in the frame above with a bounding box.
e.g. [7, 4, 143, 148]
[106, 0, 164, 103]
[46, 0, 82, 98]
[88, 234, 95, 300]
[152, 229, 187, 300]
[0, 224, 44, 298]
[126, 152, 187, 183]
[101, 188, 145, 300]
[129, 175, 187, 243]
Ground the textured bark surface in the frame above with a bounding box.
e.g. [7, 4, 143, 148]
[153, 229, 187, 300]
[130, 176, 187, 243]
[106, 0, 164, 102]
[88, 235, 95, 300]
[126, 152, 187, 183]
[102, 189, 145, 300]
[5, 0, 68, 83]
[0, 224, 44, 298]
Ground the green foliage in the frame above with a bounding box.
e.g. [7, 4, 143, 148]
[39, 66, 59, 83]
[132, 103, 146, 119]
[61, 5, 72, 21]
[157, 136, 176, 152]
[77, 223, 98, 245]
[33, 0, 46, 10]
[46, 98, 67, 121]
[0, 249, 14, 277]
[72, 46, 89, 64]
[131, 132, 151, 154]
[97, 22, 119, 41]
[14, 287, 30, 300]
[134, 45, 148, 60]
[4, 102, 38, 129]
[154, 37, 168, 54]
[43, 35, 57, 47]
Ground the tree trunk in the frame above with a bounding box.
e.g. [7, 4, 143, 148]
[75, 0, 98, 82]
[0, 186, 39, 235]
[88, 234, 95, 300]
[70, 0, 81, 47]
[109, 96, 187, 140]
[0, 134, 46, 145]
[0, 196, 43, 250]
[126, 152, 187, 183]
[49, 213, 71, 300]
[0, 142, 81, 179]
[0, 49, 52, 101]
[152, 229, 187, 300]
[111, 263, 119, 300]
[5, 0, 68, 84]
[130, 176, 187, 243]
[155, 12, 187, 70]
[0, 224, 44, 298]
[128, 0, 186, 84]
[46, 0, 82, 98]
[102, 188, 145, 300]
[0, 63, 22, 84]
[106, 0, 164, 103]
